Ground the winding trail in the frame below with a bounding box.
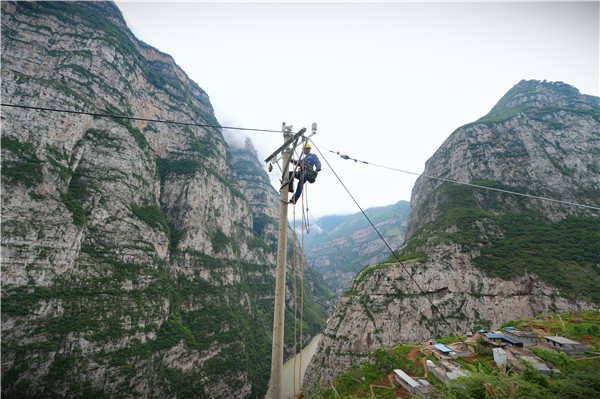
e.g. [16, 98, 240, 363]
[369, 374, 397, 397]
[557, 314, 567, 333]
[368, 347, 429, 397]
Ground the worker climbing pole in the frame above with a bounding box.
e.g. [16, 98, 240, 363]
[288, 140, 322, 204]
[264, 122, 317, 399]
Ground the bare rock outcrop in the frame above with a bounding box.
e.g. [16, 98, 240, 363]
[1, 3, 330, 397]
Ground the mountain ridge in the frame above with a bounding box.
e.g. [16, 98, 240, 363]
[302, 200, 410, 295]
[303, 79, 600, 394]
[1, 3, 331, 397]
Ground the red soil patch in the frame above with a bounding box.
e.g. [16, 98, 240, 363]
[407, 346, 421, 360]
[463, 354, 483, 362]
[396, 387, 411, 399]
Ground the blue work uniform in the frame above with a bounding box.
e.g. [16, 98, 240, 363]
[289, 152, 321, 202]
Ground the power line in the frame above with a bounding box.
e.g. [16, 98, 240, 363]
[1, 103, 284, 134]
[5, 103, 597, 212]
[310, 139, 495, 368]
[314, 141, 600, 212]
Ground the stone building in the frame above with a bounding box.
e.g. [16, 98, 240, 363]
[544, 336, 588, 355]
[504, 329, 539, 347]
[394, 369, 433, 398]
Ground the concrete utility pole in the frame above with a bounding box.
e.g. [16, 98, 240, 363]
[266, 124, 292, 399]
[264, 122, 314, 398]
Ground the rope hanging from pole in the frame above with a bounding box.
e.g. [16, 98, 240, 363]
[298, 184, 307, 399]
[290, 178, 308, 399]
[292, 203, 298, 398]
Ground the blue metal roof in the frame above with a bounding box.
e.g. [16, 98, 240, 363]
[503, 327, 517, 330]
[485, 334, 504, 339]
[502, 336, 520, 344]
[434, 343, 454, 353]
[485, 333, 520, 344]
[477, 329, 487, 333]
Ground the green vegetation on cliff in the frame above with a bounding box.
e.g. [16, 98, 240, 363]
[398, 181, 600, 304]
[60, 170, 89, 226]
[1, 248, 288, 398]
[476, 80, 600, 124]
[1, 137, 43, 187]
[131, 203, 169, 232]
[15, 1, 217, 125]
[473, 215, 600, 303]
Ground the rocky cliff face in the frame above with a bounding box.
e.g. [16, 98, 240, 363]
[230, 137, 280, 250]
[1, 2, 330, 397]
[303, 201, 410, 295]
[304, 80, 600, 393]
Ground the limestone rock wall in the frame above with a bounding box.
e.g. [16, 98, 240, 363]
[303, 80, 600, 393]
[1, 2, 329, 398]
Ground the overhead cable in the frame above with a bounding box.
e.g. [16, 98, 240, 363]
[314, 141, 600, 212]
[1, 103, 284, 133]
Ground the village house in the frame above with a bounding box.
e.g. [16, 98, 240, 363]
[484, 333, 523, 347]
[514, 355, 553, 375]
[426, 359, 469, 386]
[446, 342, 471, 358]
[544, 336, 589, 355]
[494, 345, 561, 375]
[433, 343, 455, 358]
[503, 328, 539, 347]
[492, 347, 508, 367]
[393, 369, 433, 398]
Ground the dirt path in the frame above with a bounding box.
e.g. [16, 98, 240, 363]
[368, 347, 429, 397]
[557, 314, 567, 333]
[408, 346, 429, 378]
[573, 356, 600, 361]
[370, 374, 397, 398]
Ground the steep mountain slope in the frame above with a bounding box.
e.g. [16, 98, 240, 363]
[1, 2, 330, 397]
[302, 201, 410, 295]
[304, 80, 600, 393]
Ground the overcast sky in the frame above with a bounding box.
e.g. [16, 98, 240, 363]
[116, 1, 599, 219]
